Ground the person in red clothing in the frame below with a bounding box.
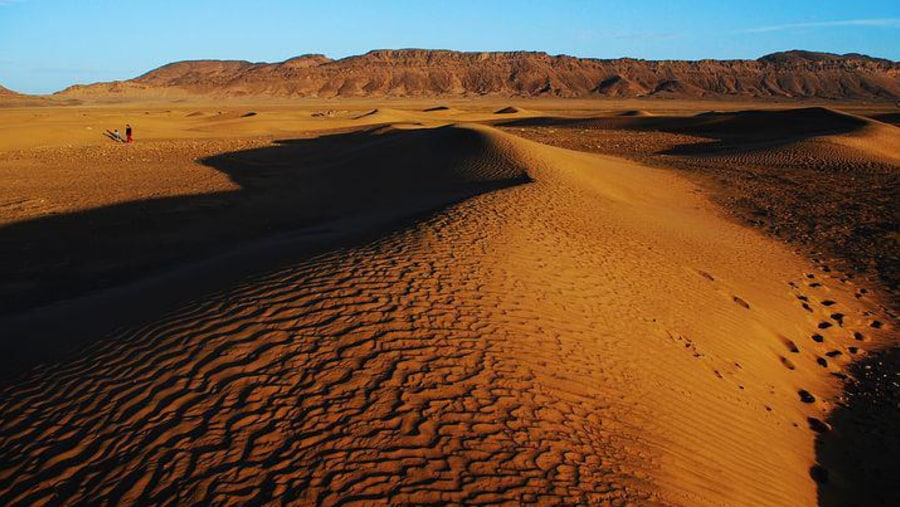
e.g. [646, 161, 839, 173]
[125, 124, 133, 143]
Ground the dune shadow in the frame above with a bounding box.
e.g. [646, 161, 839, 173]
[0, 125, 530, 376]
[658, 108, 871, 156]
[868, 112, 900, 127]
[499, 107, 871, 155]
[814, 346, 900, 506]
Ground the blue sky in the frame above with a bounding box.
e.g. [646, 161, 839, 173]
[1, 0, 898, 94]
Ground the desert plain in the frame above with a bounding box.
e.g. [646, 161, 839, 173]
[0, 94, 897, 506]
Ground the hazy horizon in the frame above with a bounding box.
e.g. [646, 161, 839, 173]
[1, 0, 898, 94]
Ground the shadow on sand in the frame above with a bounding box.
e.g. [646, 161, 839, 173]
[815, 346, 900, 507]
[0, 125, 529, 376]
[498, 107, 871, 155]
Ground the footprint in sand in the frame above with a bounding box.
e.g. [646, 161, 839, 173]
[780, 337, 800, 353]
[780, 356, 796, 370]
[798, 389, 816, 403]
[807, 417, 831, 433]
[733, 296, 750, 309]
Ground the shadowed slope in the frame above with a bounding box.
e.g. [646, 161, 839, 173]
[1, 125, 892, 505]
[656, 108, 898, 159]
[0, 125, 529, 369]
[501, 107, 876, 142]
[815, 346, 900, 506]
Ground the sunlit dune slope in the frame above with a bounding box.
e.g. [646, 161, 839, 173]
[499, 106, 900, 300]
[0, 124, 892, 506]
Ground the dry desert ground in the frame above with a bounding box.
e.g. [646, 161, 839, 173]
[0, 97, 897, 506]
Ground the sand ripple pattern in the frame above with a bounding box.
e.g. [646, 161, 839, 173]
[0, 142, 653, 506]
[0, 125, 883, 505]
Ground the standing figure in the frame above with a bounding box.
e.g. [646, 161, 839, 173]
[125, 124, 133, 143]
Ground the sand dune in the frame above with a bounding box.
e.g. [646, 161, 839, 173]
[352, 108, 419, 124]
[502, 106, 876, 139]
[502, 106, 900, 298]
[674, 107, 877, 144]
[0, 118, 893, 505]
[657, 108, 900, 164]
[826, 116, 900, 165]
[0, 124, 527, 317]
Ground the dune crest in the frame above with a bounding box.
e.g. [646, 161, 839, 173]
[618, 109, 653, 117]
[0, 122, 889, 505]
[494, 106, 522, 114]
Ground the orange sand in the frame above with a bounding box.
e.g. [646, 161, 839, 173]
[0, 100, 896, 505]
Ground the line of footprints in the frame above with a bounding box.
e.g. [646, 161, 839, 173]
[704, 263, 888, 425]
[784, 266, 888, 431]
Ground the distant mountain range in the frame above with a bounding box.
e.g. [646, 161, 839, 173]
[30, 49, 900, 101]
[0, 85, 24, 97]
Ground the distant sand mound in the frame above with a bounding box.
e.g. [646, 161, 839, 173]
[494, 106, 522, 114]
[352, 108, 412, 123]
[203, 111, 241, 121]
[683, 107, 870, 140]
[354, 109, 380, 119]
[618, 110, 653, 117]
[423, 105, 452, 112]
[198, 111, 261, 122]
[832, 117, 900, 163]
[663, 107, 900, 168]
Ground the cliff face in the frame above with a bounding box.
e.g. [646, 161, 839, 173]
[56, 49, 900, 100]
